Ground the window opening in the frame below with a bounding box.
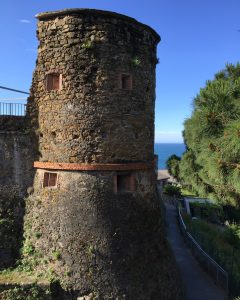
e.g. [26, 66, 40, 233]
[114, 173, 135, 193]
[46, 73, 62, 91]
[43, 172, 57, 187]
[120, 74, 132, 90]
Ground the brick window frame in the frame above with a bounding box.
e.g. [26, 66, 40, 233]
[118, 73, 132, 90]
[45, 73, 62, 91]
[113, 172, 136, 194]
[42, 172, 58, 188]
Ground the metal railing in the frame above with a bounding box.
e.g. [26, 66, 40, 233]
[160, 192, 181, 208]
[178, 208, 229, 293]
[0, 102, 26, 116]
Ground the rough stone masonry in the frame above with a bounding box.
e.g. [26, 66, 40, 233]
[22, 9, 183, 299]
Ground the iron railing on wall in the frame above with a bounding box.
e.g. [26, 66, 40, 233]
[178, 208, 229, 293]
[0, 102, 26, 116]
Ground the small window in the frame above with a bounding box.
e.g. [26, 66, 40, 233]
[114, 173, 135, 193]
[46, 73, 62, 91]
[120, 74, 132, 90]
[43, 172, 57, 188]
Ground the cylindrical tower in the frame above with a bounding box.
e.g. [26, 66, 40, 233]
[25, 9, 182, 299]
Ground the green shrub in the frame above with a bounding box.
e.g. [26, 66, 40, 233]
[0, 195, 25, 266]
[0, 285, 51, 300]
[166, 154, 181, 181]
[223, 205, 240, 223]
[81, 40, 93, 49]
[189, 202, 224, 223]
[52, 251, 61, 261]
[163, 184, 181, 196]
[34, 232, 42, 239]
[132, 56, 141, 66]
[223, 223, 240, 248]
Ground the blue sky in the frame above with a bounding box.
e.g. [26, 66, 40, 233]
[0, 0, 240, 143]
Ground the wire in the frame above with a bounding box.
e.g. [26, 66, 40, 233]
[0, 85, 29, 95]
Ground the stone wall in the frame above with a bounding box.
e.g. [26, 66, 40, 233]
[24, 169, 182, 299]
[0, 116, 34, 197]
[28, 9, 159, 164]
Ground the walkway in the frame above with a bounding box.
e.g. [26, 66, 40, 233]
[165, 203, 228, 300]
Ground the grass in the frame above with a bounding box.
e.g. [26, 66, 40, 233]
[0, 269, 51, 300]
[0, 269, 48, 286]
[180, 187, 197, 197]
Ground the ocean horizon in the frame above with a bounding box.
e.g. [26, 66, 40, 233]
[154, 143, 185, 170]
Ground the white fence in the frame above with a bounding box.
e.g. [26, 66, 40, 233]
[0, 102, 26, 116]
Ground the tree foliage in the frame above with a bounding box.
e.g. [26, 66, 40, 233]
[166, 154, 181, 181]
[163, 184, 181, 197]
[179, 63, 240, 207]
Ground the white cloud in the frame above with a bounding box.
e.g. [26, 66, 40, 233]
[19, 19, 31, 24]
[155, 130, 183, 143]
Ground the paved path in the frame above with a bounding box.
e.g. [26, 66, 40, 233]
[165, 203, 228, 300]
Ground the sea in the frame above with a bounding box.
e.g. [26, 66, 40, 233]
[154, 143, 185, 170]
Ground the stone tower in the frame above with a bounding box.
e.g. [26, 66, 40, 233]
[25, 9, 182, 299]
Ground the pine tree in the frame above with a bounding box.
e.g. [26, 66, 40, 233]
[180, 63, 240, 207]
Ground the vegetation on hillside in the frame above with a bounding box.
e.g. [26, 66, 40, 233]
[0, 284, 51, 300]
[168, 63, 240, 207]
[182, 211, 240, 297]
[165, 63, 240, 298]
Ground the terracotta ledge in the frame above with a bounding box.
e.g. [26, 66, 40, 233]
[33, 161, 154, 171]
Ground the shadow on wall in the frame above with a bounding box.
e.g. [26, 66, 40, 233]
[0, 191, 25, 268]
[0, 108, 39, 268]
